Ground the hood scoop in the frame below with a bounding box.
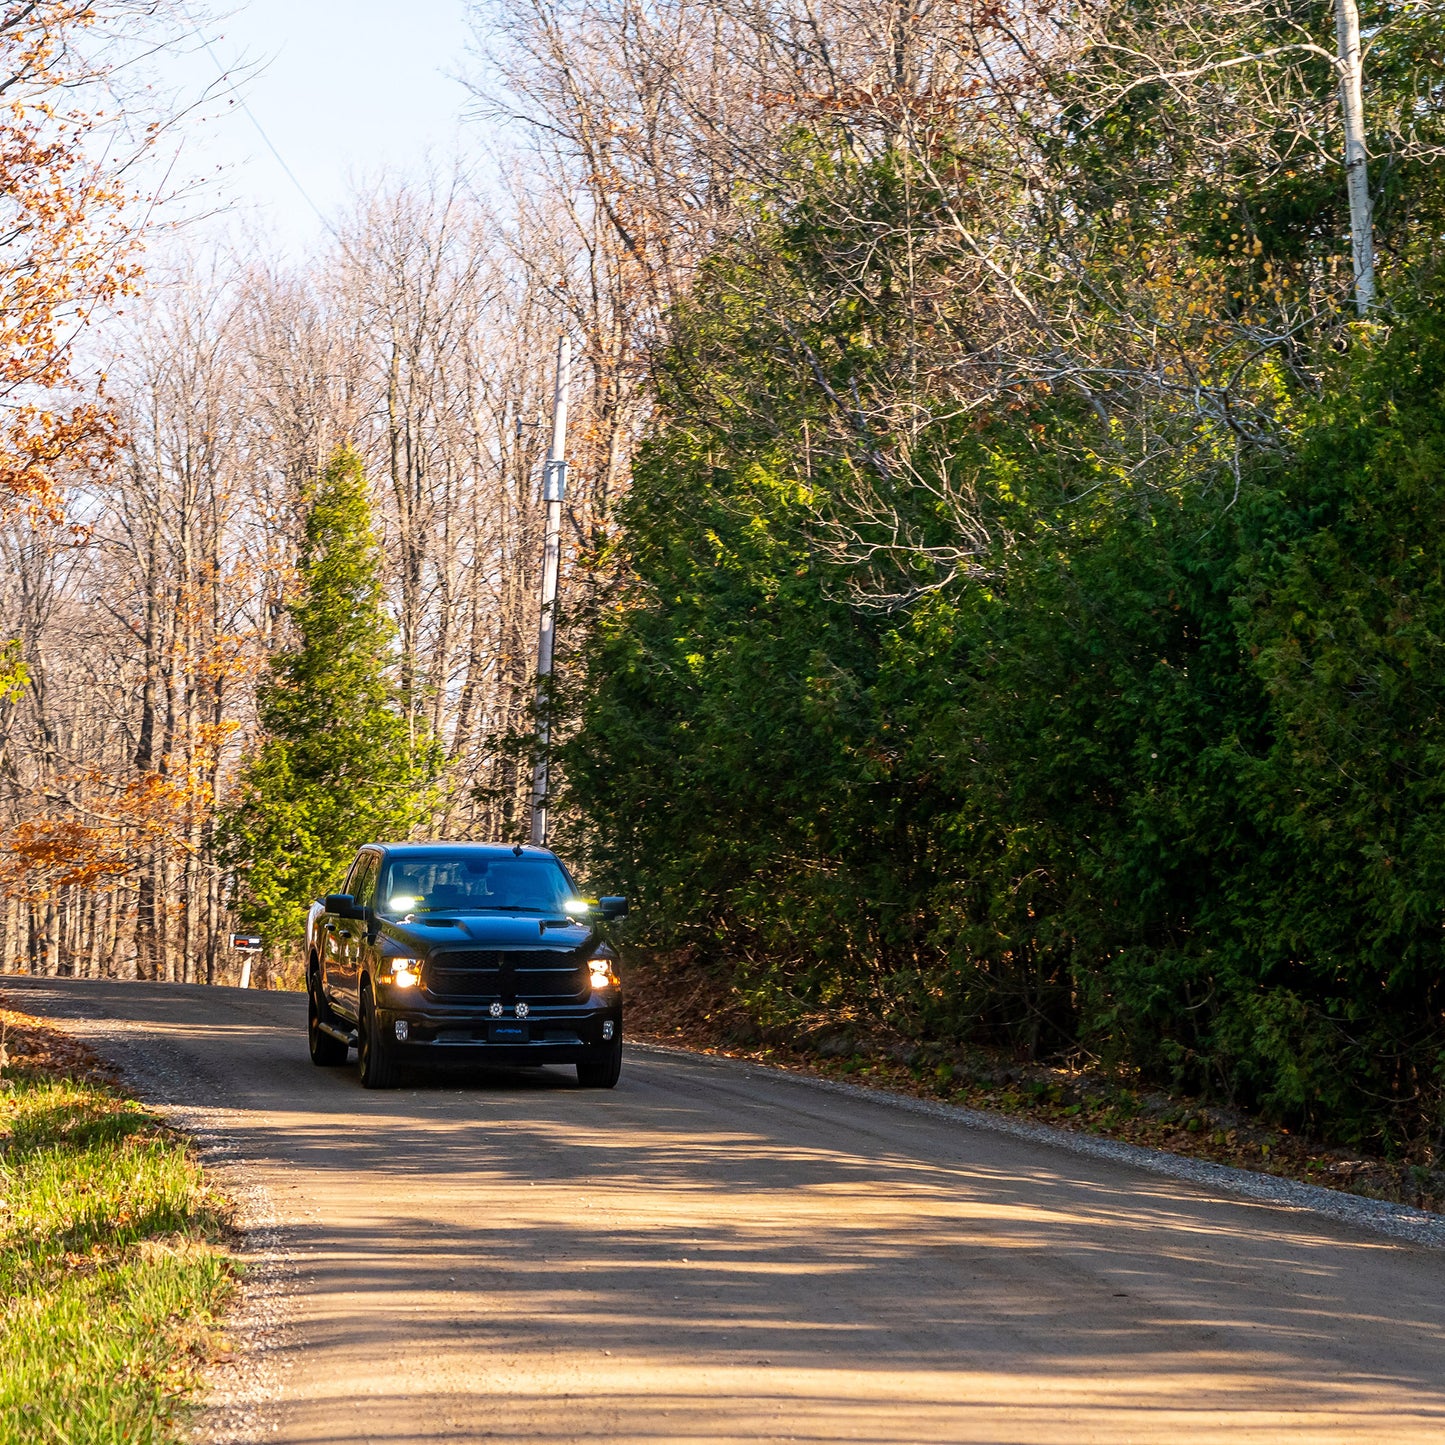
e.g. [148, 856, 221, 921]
[402, 915, 587, 942]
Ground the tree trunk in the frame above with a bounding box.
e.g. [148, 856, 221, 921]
[1334, 0, 1375, 314]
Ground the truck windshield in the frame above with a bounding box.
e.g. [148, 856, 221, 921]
[378, 853, 575, 916]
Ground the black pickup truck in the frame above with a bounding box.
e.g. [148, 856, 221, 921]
[304, 842, 626, 1090]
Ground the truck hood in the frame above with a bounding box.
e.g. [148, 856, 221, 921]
[380, 913, 595, 953]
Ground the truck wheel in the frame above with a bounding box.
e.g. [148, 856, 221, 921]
[308, 973, 348, 1066]
[576, 1038, 622, 1089]
[358, 986, 400, 1090]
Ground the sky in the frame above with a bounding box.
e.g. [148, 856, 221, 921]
[159, 0, 489, 252]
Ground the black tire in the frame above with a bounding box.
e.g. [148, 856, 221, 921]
[576, 1038, 622, 1089]
[308, 971, 348, 1067]
[358, 986, 400, 1090]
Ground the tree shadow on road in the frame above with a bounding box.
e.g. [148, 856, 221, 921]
[9, 975, 1445, 1443]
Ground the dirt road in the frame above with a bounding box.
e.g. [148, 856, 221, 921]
[7, 975, 1445, 1443]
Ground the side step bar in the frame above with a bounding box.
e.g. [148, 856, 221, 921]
[317, 1021, 358, 1047]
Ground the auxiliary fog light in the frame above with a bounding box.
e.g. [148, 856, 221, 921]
[394, 1019, 410, 1042]
[602, 1020, 615, 1042]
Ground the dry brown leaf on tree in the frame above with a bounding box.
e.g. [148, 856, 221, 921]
[0, 0, 154, 523]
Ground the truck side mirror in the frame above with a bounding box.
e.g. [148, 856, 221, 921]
[598, 895, 629, 920]
[324, 893, 363, 920]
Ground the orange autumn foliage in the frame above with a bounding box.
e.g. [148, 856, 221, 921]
[0, 1, 148, 520]
[0, 768, 209, 898]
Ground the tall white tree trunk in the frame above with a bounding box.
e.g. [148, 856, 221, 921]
[1334, 0, 1376, 314]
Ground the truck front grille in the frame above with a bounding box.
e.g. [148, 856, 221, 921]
[426, 950, 588, 1004]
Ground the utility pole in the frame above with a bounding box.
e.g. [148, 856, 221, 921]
[529, 333, 571, 847]
[1334, 0, 1376, 315]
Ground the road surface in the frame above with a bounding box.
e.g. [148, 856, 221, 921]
[6, 975, 1445, 1444]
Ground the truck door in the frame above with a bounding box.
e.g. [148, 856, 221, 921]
[323, 853, 362, 1003]
[324, 851, 370, 1012]
[340, 851, 379, 1014]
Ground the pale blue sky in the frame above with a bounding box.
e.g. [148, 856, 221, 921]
[164, 0, 486, 249]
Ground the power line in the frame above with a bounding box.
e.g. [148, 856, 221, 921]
[177, 3, 340, 241]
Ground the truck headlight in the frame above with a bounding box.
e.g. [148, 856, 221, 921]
[589, 956, 617, 990]
[387, 958, 421, 988]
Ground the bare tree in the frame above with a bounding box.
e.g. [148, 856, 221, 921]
[0, 173, 637, 976]
[474, 0, 1442, 606]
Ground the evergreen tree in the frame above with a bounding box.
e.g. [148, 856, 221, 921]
[220, 447, 438, 945]
[561, 148, 1445, 1148]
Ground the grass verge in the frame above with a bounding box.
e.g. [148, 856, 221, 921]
[0, 1001, 236, 1445]
[624, 949, 1445, 1213]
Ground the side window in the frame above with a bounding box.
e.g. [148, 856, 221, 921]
[342, 853, 367, 897]
[352, 853, 380, 909]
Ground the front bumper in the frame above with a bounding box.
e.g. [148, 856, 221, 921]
[375, 986, 621, 1064]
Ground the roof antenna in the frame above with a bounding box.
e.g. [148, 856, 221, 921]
[513, 843, 524, 856]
